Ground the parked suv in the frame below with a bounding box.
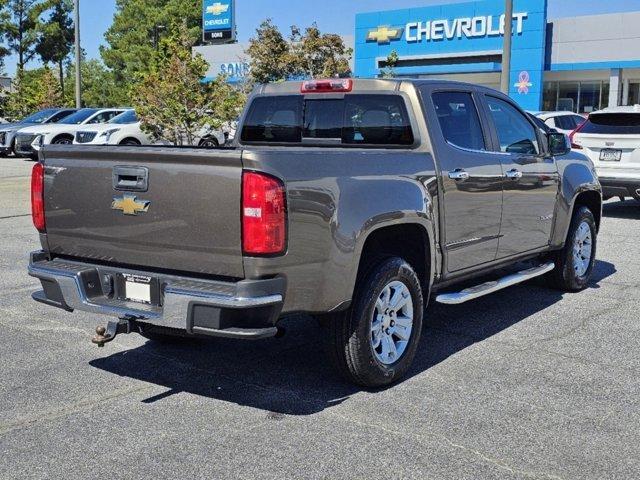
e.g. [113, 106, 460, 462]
[570, 105, 640, 201]
[0, 108, 77, 157]
[535, 111, 586, 135]
[14, 108, 126, 159]
[29, 79, 601, 387]
[74, 110, 151, 146]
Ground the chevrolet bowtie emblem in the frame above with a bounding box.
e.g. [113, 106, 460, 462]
[206, 2, 229, 15]
[367, 26, 403, 44]
[112, 194, 150, 216]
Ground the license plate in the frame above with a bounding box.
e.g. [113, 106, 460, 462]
[599, 149, 622, 162]
[123, 274, 152, 304]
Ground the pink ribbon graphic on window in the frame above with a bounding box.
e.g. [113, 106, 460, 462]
[514, 71, 533, 94]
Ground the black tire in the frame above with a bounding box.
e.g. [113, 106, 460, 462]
[199, 137, 219, 149]
[546, 206, 597, 291]
[119, 138, 141, 146]
[324, 257, 424, 388]
[52, 136, 73, 145]
[138, 324, 193, 343]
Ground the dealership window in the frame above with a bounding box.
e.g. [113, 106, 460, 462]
[542, 81, 610, 113]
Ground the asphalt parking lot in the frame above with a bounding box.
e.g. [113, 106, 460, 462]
[0, 157, 638, 479]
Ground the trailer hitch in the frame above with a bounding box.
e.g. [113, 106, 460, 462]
[92, 317, 138, 347]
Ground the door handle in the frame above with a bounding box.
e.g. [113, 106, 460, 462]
[505, 169, 523, 180]
[448, 169, 470, 181]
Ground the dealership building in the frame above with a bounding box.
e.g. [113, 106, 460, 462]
[354, 0, 640, 112]
[197, 0, 640, 113]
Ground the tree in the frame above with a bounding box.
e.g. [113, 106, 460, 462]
[35, 0, 74, 91]
[245, 19, 293, 84]
[1, 0, 42, 71]
[131, 23, 245, 146]
[289, 23, 352, 79]
[4, 66, 61, 118]
[101, 0, 201, 89]
[380, 50, 399, 78]
[246, 20, 352, 85]
[63, 59, 124, 108]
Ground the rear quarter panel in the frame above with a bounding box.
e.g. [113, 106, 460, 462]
[242, 148, 438, 313]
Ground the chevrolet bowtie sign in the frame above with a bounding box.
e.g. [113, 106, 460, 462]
[206, 2, 229, 15]
[367, 26, 404, 44]
[367, 12, 528, 44]
[203, 0, 235, 43]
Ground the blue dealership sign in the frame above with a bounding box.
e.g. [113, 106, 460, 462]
[203, 0, 235, 43]
[354, 0, 548, 110]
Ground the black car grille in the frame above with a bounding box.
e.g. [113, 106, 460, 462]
[75, 131, 98, 144]
[0, 132, 6, 145]
[15, 134, 38, 153]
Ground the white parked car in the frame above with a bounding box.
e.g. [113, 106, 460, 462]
[74, 110, 152, 146]
[570, 105, 640, 201]
[534, 111, 586, 135]
[14, 107, 126, 158]
[194, 126, 227, 148]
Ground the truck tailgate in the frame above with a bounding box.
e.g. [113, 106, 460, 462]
[42, 146, 245, 278]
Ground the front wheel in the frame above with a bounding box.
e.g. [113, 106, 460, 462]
[199, 137, 219, 149]
[546, 206, 597, 291]
[52, 136, 73, 145]
[324, 257, 424, 387]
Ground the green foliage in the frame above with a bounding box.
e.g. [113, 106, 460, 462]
[380, 50, 399, 79]
[131, 23, 246, 146]
[245, 19, 293, 84]
[289, 23, 352, 79]
[4, 66, 61, 118]
[246, 19, 352, 85]
[35, 0, 74, 89]
[63, 59, 125, 107]
[1, 0, 42, 70]
[101, 0, 201, 90]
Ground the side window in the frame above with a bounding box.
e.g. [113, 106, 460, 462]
[47, 110, 74, 123]
[89, 111, 119, 124]
[431, 92, 486, 151]
[485, 96, 540, 154]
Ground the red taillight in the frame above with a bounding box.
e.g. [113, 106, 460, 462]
[569, 119, 586, 149]
[31, 162, 45, 232]
[242, 171, 286, 256]
[301, 79, 353, 93]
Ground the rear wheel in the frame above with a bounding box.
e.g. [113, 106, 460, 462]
[546, 206, 597, 291]
[324, 257, 424, 387]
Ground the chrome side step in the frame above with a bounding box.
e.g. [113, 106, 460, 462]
[435, 262, 555, 305]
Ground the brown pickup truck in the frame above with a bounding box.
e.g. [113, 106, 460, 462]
[29, 79, 602, 387]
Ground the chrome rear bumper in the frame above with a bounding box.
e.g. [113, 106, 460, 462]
[28, 251, 285, 339]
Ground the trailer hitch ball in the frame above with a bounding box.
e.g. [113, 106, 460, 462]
[92, 325, 112, 347]
[91, 318, 135, 347]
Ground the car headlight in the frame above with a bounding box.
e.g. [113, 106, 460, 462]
[31, 134, 49, 150]
[99, 128, 121, 142]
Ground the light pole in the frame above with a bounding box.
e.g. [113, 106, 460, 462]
[500, 0, 513, 95]
[74, 0, 82, 108]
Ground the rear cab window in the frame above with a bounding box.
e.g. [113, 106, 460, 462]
[241, 94, 415, 147]
[580, 113, 640, 135]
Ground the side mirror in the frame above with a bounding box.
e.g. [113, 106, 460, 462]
[547, 132, 571, 156]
